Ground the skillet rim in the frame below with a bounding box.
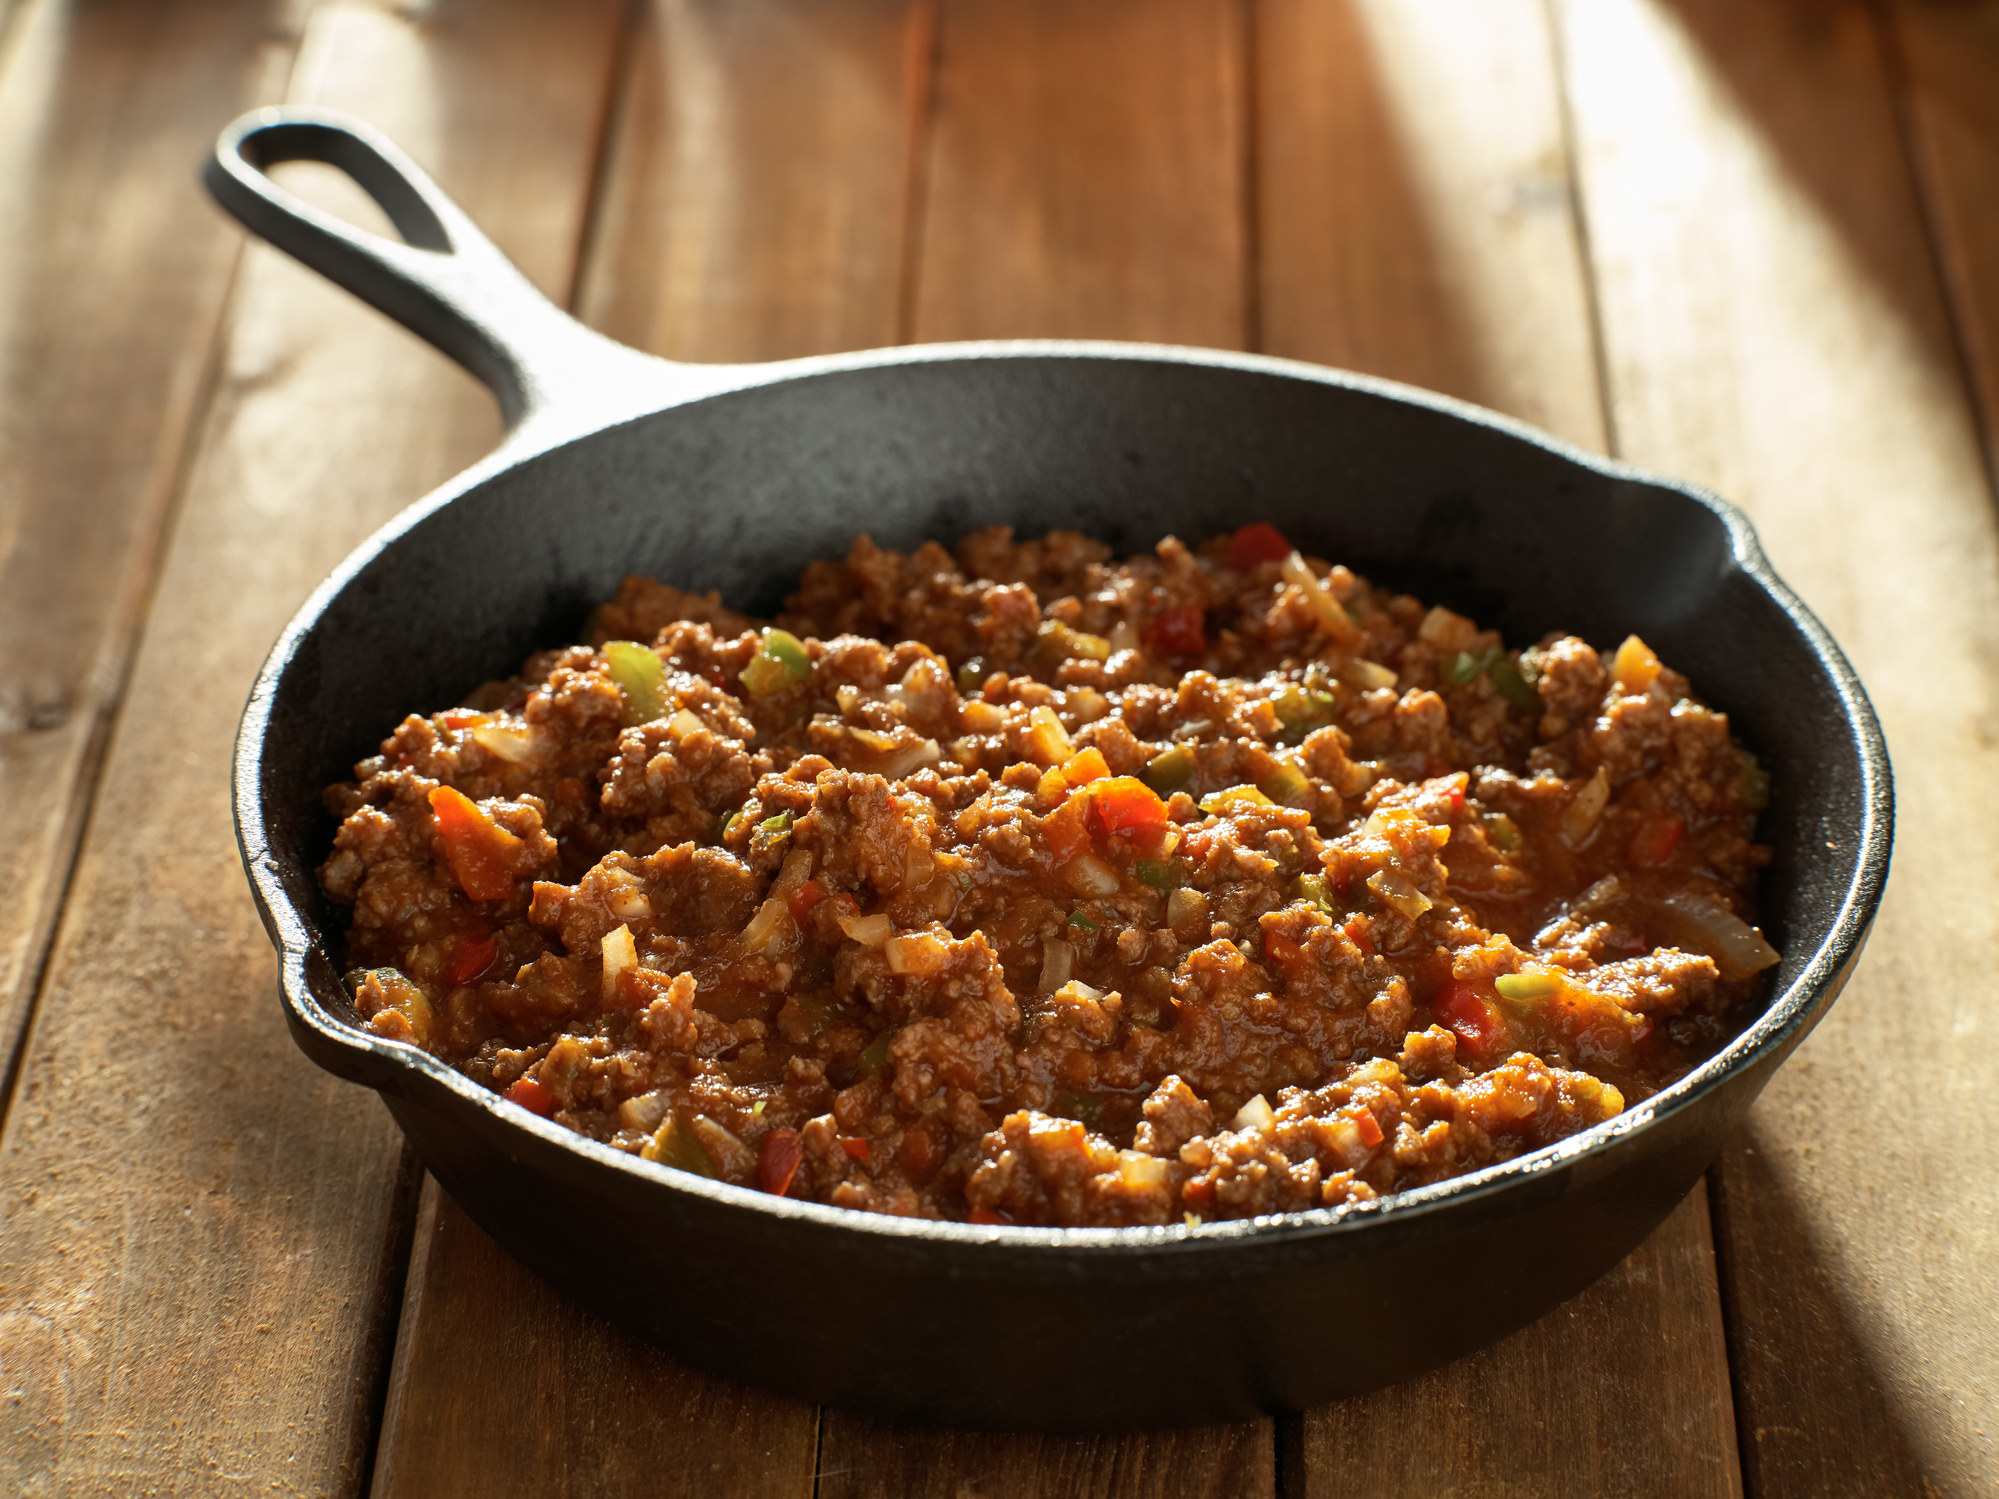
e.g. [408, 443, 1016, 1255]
[234, 336, 1895, 1256]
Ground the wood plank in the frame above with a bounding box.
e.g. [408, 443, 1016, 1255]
[818, 1419, 1273, 1499]
[1885, 0, 1999, 483]
[1257, 7, 1738, 1493]
[578, 0, 925, 362]
[370, 1185, 817, 1499]
[0, 0, 285, 1118]
[910, 0, 1247, 345]
[817, 4, 1272, 1484]
[1553, 0, 1999, 1490]
[365, 1, 917, 1490]
[1291, 1190, 1736, 1498]
[1255, 0, 1608, 450]
[0, 3, 626, 1492]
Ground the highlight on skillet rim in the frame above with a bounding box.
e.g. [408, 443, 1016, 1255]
[214, 105, 1890, 1419]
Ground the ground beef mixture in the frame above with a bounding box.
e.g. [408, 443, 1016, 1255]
[322, 523, 1779, 1227]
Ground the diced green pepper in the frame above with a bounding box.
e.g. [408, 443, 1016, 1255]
[858, 1031, 894, 1075]
[759, 811, 793, 837]
[642, 1116, 717, 1177]
[718, 808, 743, 843]
[1495, 970, 1566, 1004]
[1200, 785, 1274, 814]
[739, 627, 811, 696]
[1292, 873, 1335, 914]
[1068, 910, 1098, 931]
[956, 656, 988, 694]
[1133, 859, 1176, 889]
[1259, 762, 1312, 806]
[1142, 745, 1196, 797]
[603, 640, 666, 724]
[1481, 812, 1522, 852]
[1488, 658, 1540, 713]
[1445, 650, 1487, 687]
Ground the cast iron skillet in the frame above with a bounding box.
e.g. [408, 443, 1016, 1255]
[210, 106, 1892, 1429]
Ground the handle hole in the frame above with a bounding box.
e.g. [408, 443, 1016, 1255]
[269, 161, 401, 244]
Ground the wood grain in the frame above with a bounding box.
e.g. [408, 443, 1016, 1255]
[1257, 5, 1740, 1491]
[579, 0, 924, 362]
[1292, 1189, 1737, 1499]
[1255, 0, 1608, 450]
[1884, 0, 1999, 482]
[818, 1419, 1273, 1499]
[0, 0, 286, 1116]
[911, 0, 1248, 346]
[370, 1184, 817, 1499]
[1554, 0, 1999, 1490]
[364, 2, 914, 1492]
[0, 2, 624, 1492]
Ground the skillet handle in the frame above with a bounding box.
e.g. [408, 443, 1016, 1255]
[204, 107, 728, 433]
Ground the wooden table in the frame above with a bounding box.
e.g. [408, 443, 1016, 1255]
[2, 0, 1994, 1492]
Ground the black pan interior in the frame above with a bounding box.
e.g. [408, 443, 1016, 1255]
[265, 354, 1854, 1017]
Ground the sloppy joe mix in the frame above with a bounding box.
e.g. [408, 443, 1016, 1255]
[323, 524, 1778, 1227]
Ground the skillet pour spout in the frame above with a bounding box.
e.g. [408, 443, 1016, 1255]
[210, 106, 1892, 1428]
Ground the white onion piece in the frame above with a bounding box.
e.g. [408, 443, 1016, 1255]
[740, 897, 790, 954]
[1367, 869, 1433, 920]
[1025, 706, 1075, 765]
[470, 722, 535, 763]
[1655, 893, 1781, 979]
[1119, 1150, 1169, 1189]
[600, 923, 636, 999]
[1231, 1093, 1276, 1132]
[1063, 855, 1120, 898]
[839, 912, 893, 946]
[1561, 768, 1610, 846]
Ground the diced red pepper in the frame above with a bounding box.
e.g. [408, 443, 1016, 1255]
[1144, 606, 1206, 659]
[1344, 917, 1375, 957]
[1354, 1112, 1384, 1148]
[968, 1206, 1012, 1226]
[788, 880, 827, 921]
[504, 1077, 556, 1116]
[1088, 777, 1169, 839]
[1434, 979, 1506, 1056]
[758, 1128, 802, 1197]
[838, 1135, 871, 1161]
[438, 709, 486, 730]
[1629, 814, 1686, 868]
[1445, 783, 1467, 815]
[1226, 522, 1293, 570]
[447, 931, 498, 986]
[1263, 930, 1304, 969]
[429, 785, 524, 902]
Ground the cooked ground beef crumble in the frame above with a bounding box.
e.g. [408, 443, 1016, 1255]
[322, 523, 1777, 1227]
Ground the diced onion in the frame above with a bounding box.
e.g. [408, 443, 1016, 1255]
[1417, 605, 1477, 652]
[1119, 1150, 1169, 1189]
[1108, 620, 1142, 654]
[1654, 893, 1782, 979]
[1282, 552, 1362, 645]
[1367, 869, 1434, 920]
[600, 923, 636, 999]
[839, 912, 893, 945]
[1561, 768, 1610, 846]
[1026, 706, 1075, 765]
[617, 1089, 671, 1132]
[740, 897, 790, 955]
[470, 721, 536, 763]
[1062, 855, 1121, 897]
[1038, 937, 1076, 995]
[1166, 887, 1208, 930]
[961, 700, 1007, 733]
[1068, 687, 1109, 723]
[1340, 657, 1399, 691]
[878, 738, 943, 778]
[1231, 1093, 1276, 1132]
[668, 709, 706, 739]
